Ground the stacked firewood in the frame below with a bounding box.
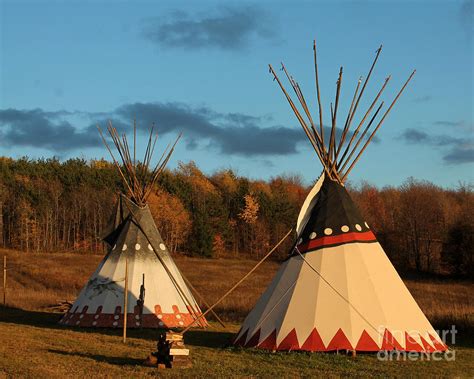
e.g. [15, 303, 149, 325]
[144, 332, 191, 369]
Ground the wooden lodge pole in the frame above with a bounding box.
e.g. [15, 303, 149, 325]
[123, 256, 128, 343]
[338, 101, 384, 174]
[181, 274, 227, 329]
[268, 64, 330, 178]
[180, 229, 293, 335]
[313, 40, 325, 148]
[341, 69, 416, 181]
[3, 255, 6, 305]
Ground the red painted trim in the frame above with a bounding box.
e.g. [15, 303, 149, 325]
[245, 329, 261, 348]
[298, 231, 377, 252]
[420, 335, 436, 352]
[300, 328, 325, 351]
[232, 327, 447, 352]
[355, 330, 380, 351]
[258, 330, 277, 350]
[326, 328, 353, 351]
[381, 329, 403, 351]
[234, 329, 248, 347]
[234, 329, 248, 346]
[59, 303, 207, 328]
[429, 333, 448, 351]
[405, 332, 424, 351]
[277, 329, 299, 351]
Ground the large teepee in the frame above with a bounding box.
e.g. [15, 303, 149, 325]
[234, 42, 447, 352]
[60, 124, 206, 329]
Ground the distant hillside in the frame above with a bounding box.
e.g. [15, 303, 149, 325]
[0, 157, 472, 276]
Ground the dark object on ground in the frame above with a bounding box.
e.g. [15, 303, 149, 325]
[144, 331, 191, 369]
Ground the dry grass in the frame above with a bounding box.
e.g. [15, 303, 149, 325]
[2, 249, 472, 335]
[0, 249, 280, 320]
[406, 279, 473, 334]
[0, 249, 473, 377]
[1, 311, 473, 378]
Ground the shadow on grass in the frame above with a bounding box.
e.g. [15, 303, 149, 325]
[47, 349, 144, 366]
[0, 305, 236, 348]
[184, 329, 235, 348]
[2, 305, 472, 349]
[0, 305, 60, 328]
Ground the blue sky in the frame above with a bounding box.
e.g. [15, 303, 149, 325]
[0, 0, 472, 187]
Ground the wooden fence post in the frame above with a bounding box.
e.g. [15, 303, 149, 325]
[3, 255, 6, 305]
[123, 257, 128, 343]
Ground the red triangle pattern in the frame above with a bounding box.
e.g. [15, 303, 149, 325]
[429, 333, 448, 351]
[245, 329, 261, 348]
[326, 328, 353, 351]
[355, 330, 380, 351]
[381, 329, 403, 351]
[405, 332, 424, 352]
[277, 328, 299, 351]
[233, 329, 248, 347]
[300, 328, 326, 351]
[258, 329, 277, 350]
[419, 335, 436, 352]
[234, 327, 447, 352]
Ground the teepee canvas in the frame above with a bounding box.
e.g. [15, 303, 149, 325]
[234, 42, 447, 352]
[60, 124, 206, 329]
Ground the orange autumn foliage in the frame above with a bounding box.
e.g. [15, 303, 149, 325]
[148, 189, 192, 253]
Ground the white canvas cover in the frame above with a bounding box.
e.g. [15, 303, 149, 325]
[60, 196, 205, 328]
[235, 241, 446, 351]
[296, 173, 325, 237]
[235, 175, 446, 352]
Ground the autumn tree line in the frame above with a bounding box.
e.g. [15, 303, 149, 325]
[0, 157, 472, 277]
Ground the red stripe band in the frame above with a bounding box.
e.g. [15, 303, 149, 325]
[297, 230, 377, 252]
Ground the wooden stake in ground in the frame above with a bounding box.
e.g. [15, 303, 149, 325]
[123, 256, 128, 343]
[3, 255, 6, 305]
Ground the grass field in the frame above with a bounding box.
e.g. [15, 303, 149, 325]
[0, 249, 473, 377]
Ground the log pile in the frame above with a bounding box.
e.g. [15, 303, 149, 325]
[144, 332, 191, 369]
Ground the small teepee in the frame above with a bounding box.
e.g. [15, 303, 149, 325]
[60, 124, 206, 329]
[234, 42, 447, 352]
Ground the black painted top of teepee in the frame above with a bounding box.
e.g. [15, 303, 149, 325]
[295, 176, 376, 254]
[102, 195, 172, 262]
